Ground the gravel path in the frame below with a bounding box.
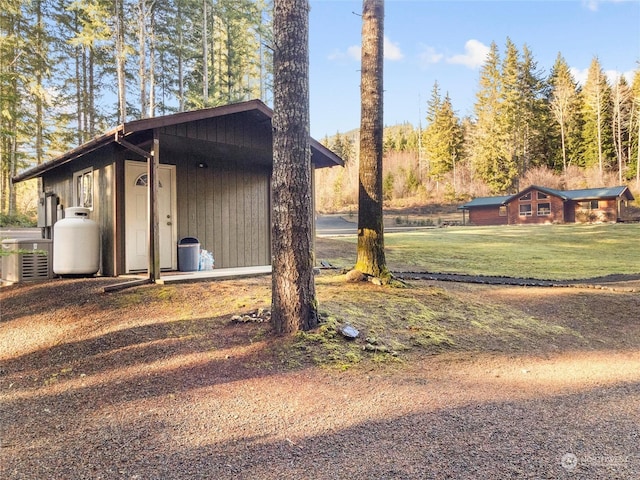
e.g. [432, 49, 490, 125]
[1, 277, 639, 479]
[2, 352, 639, 479]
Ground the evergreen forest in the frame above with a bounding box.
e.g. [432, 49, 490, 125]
[2, 1, 639, 220]
[1, 0, 273, 219]
[318, 41, 639, 212]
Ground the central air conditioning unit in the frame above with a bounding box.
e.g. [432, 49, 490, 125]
[1, 238, 53, 283]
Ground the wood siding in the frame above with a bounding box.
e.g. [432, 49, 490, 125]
[175, 156, 270, 269]
[160, 114, 271, 152]
[42, 146, 118, 276]
[469, 206, 508, 226]
[506, 191, 565, 225]
[570, 199, 619, 223]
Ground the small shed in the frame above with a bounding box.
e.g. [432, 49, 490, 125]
[13, 100, 344, 278]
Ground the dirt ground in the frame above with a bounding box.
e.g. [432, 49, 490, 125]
[1, 267, 639, 478]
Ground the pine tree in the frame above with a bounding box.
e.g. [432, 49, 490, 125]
[114, 0, 127, 123]
[500, 38, 522, 182]
[518, 45, 547, 174]
[0, 0, 23, 215]
[612, 75, 633, 183]
[186, 0, 272, 108]
[471, 41, 515, 193]
[548, 53, 581, 173]
[630, 69, 640, 189]
[424, 88, 463, 186]
[60, 0, 111, 142]
[581, 57, 614, 178]
[1, 0, 55, 214]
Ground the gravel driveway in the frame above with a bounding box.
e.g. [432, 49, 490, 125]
[1, 277, 639, 479]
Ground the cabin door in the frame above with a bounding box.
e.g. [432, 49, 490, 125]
[125, 161, 177, 272]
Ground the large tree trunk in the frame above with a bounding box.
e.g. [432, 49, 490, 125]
[271, 0, 317, 334]
[355, 0, 387, 277]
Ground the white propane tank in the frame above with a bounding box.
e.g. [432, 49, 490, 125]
[53, 207, 100, 275]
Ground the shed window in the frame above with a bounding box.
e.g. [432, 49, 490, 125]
[519, 204, 532, 216]
[537, 203, 551, 216]
[134, 173, 163, 188]
[537, 192, 549, 199]
[499, 206, 507, 216]
[74, 168, 93, 209]
[519, 192, 532, 201]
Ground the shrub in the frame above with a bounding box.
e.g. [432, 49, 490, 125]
[0, 212, 37, 227]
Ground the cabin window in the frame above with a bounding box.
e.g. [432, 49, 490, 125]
[499, 206, 507, 216]
[537, 192, 549, 199]
[519, 204, 532, 216]
[519, 192, 532, 201]
[579, 200, 599, 210]
[537, 203, 551, 216]
[74, 168, 93, 210]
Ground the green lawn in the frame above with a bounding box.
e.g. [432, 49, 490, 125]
[320, 223, 640, 280]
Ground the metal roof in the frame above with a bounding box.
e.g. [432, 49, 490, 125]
[458, 196, 511, 209]
[460, 185, 634, 210]
[560, 186, 634, 201]
[13, 99, 344, 183]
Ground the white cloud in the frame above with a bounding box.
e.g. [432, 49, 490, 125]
[346, 45, 361, 61]
[327, 48, 353, 62]
[582, 0, 630, 12]
[570, 66, 634, 86]
[327, 35, 403, 63]
[418, 44, 444, 67]
[570, 67, 589, 86]
[605, 69, 636, 84]
[446, 39, 490, 69]
[384, 36, 404, 61]
[583, 0, 599, 11]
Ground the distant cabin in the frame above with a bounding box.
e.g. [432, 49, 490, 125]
[458, 185, 635, 226]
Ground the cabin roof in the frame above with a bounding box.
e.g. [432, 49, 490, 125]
[459, 185, 634, 210]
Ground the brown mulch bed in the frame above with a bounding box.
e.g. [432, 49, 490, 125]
[1, 275, 639, 479]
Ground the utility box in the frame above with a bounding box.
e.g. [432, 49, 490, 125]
[1, 239, 53, 283]
[37, 192, 58, 228]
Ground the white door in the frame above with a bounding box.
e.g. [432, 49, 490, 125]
[125, 161, 177, 272]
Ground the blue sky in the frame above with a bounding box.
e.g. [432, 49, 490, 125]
[308, 0, 640, 139]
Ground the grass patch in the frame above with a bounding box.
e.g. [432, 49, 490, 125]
[318, 223, 640, 280]
[285, 273, 585, 369]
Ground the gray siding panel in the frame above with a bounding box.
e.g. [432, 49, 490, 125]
[175, 158, 270, 269]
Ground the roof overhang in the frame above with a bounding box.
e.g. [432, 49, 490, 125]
[13, 99, 343, 183]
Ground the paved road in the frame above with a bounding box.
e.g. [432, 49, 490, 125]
[316, 215, 437, 236]
[315, 215, 357, 236]
[0, 216, 431, 241]
[0, 227, 42, 241]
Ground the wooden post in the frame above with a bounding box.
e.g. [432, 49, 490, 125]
[148, 131, 161, 282]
